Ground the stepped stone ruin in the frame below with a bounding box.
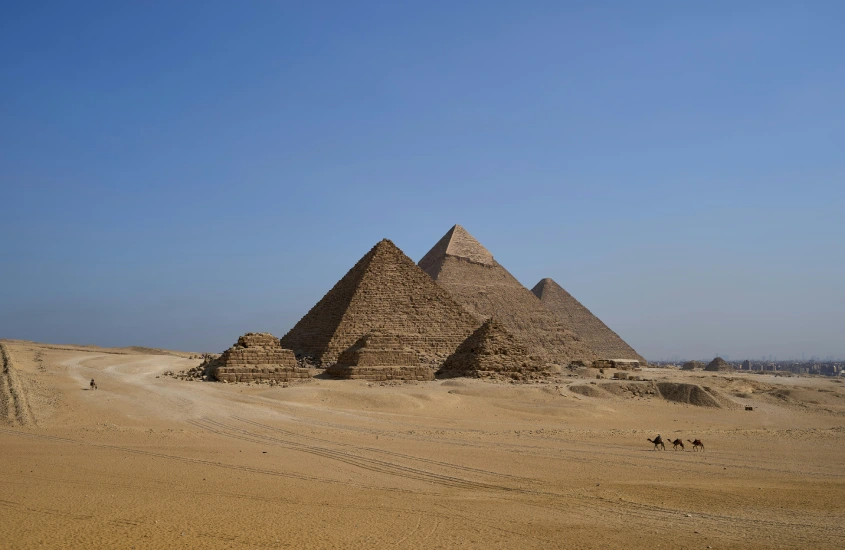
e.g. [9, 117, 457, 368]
[438, 318, 549, 380]
[326, 331, 434, 381]
[531, 278, 646, 364]
[210, 332, 311, 383]
[418, 225, 596, 365]
[281, 239, 480, 366]
[705, 357, 734, 372]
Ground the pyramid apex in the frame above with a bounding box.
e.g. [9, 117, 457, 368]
[531, 278, 562, 298]
[419, 224, 495, 272]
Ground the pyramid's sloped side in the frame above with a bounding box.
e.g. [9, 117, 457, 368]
[427, 256, 597, 364]
[280, 244, 376, 361]
[282, 240, 480, 365]
[531, 278, 646, 364]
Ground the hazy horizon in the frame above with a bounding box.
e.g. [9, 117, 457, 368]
[1, 2, 843, 360]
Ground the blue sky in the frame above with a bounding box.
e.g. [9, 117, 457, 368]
[1, 1, 843, 360]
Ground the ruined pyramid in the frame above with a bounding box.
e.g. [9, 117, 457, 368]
[705, 357, 733, 372]
[682, 360, 702, 371]
[281, 239, 480, 366]
[438, 318, 547, 379]
[530, 278, 646, 364]
[418, 225, 597, 365]
[211, 332, 311, 383]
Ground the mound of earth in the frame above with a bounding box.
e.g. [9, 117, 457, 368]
[765, 387, 845, 409]
[569, 384, 606, 398]
[656, 382, 721, 407]
[599, 381, 659, 398]
[588, 380, 738, 408]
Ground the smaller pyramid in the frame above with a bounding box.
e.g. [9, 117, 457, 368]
[326, 331, 434, 381]
[681, 360, 702, 371]
[704, 357, 733, 372]
[438, 318, 549, 380]
[211, 332, 311, 383]
[531, 278, 646, 364]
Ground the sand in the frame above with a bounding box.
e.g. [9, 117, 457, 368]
[1, 339, 844, 549]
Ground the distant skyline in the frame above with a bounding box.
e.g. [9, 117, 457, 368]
[1, 2, 843, 360]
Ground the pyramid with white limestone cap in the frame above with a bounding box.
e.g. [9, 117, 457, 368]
[418, 225, 597, 365]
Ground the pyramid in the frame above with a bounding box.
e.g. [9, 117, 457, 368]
[531, 278, 646, 364]
[438, 318, 548, 379]
[326, 331, 434, 381]
[281, 239, 480, 366]
[681, 360, 702, 371]
[418, 225, 596, 365]
[704, 357, 733, 372]
[211, 332, 311, 383]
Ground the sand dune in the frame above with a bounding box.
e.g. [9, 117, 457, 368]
[1, 340, 844, 548]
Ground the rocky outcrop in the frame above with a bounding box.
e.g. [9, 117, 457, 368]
[438, 318, 549, 379]
[531, 278, 646, 364]
[419, 225, 596, 365]
[281, 239, 480, 366]
[326, 331, 434, 381]
[211, 333, 311, 383]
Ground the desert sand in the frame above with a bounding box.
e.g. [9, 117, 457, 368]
[1, 339, 844, 549]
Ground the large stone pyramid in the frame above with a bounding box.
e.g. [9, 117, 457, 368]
[438, 318, 547, 379]
[281, 239, 480, 366]
[418, 225, 596, 365]
[530, 278, 646, 364]
[211, 332, 311, 383]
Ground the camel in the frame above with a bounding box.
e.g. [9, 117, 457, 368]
[647, 434, 665, 450]
[90, 378, 97, 390]
[687, 439, 704, 451]
[669, 438, 684, 450]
